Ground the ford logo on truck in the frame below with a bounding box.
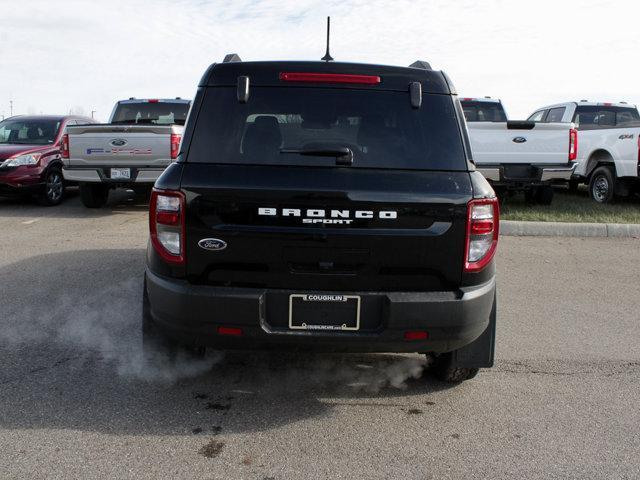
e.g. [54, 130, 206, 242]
[198, 238, 227, 251]
[512, 137, 527, 143]
[110, 138, 128, 147]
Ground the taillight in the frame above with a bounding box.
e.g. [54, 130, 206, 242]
[279, 72, 381, 85]
[61, 134, 70, 159]
[149, 189, 185, 264]
[464, 198, 499, 273]
[569, 128, 578, 161]
[170, 133, 181, 160]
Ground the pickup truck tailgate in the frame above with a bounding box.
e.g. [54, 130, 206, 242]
[468, 122, 572, 165]
[65, 124, 179, 167]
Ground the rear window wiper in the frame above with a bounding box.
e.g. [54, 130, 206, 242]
[280, 147, 353, 166]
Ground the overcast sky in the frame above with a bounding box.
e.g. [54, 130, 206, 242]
[1, 0, 638, 121]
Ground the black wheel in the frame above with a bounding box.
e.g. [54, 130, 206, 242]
[79, 183, 109, 208]
[142, 279, 178, 364]
[534, 185, 554, 205]
[589, 166, 615, 203]
[432, 353, 479, 383]
[568, 179, 579, 193]
[524, 188, 536, 204]
[38, 167, 65, 206]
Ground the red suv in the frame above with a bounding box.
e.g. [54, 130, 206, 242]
[0, 115, 94, 205]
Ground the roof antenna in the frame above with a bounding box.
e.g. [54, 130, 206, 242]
[321, 17, 334, 62]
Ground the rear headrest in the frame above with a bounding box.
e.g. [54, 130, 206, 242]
[242, 115, 283, 159]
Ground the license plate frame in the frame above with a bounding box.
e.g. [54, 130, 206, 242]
[110, 167, 131, 180]
[288, 294, 361, 331]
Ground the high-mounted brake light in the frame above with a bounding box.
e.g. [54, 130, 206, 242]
[61, 134, 70, 159]
[569, 128, 578, 161]
[150, 189, 185, 265]
[464, 198, 499, 273]
[148, 99, 159, 103]
[279, 72, 381, 85]
[170, 133, 182, 160]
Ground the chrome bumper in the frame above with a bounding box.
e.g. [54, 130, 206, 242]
[477, 164, 576, 184]
[63, 167, 165, 183]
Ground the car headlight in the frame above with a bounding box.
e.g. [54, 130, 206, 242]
[3, 154, 41, 167]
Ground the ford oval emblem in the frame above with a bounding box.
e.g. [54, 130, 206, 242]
[110, 138, 128, 147]
[512, 136, 527, 143]
[198, 238, 227, 251]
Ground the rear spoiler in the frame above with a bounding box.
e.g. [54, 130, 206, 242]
[506, 121, 535, 130]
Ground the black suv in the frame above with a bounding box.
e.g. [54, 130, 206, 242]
[143, 56, 499, 383]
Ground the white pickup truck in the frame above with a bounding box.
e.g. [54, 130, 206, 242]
[61, 98, 190, 208]
[461, 98, 577, 204]
[527, 101, 640, 203]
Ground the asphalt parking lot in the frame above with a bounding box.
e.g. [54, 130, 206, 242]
[0, 191, 639, 480]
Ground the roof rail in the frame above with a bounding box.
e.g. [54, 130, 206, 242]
[223, 53, 242, 63]
[409, 60, 432, 70]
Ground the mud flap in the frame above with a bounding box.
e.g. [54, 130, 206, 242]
[450, 293, 496, 368]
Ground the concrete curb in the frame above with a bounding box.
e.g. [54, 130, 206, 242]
[500, 220, 640, 238]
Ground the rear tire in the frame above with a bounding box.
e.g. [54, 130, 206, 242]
[432, 353, 479, 383]
[534, 185, 554, 205]
[38, 167, 65, 206]
[524, 188, 536, 204]
[568, 179, 579, 193]
[589, 166, 615, 203]
[79, 183, 109, 208]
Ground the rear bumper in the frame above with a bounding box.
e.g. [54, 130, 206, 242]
[145, 268, 496, 355]
[478, 163, 576, 186]
[63, 166, 166, 184]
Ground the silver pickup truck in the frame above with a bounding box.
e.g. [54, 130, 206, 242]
[61, 98, 190, 208]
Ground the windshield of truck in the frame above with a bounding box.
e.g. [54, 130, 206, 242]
[187, 87, 467, 171]
[573, 106, 640, 129]
[0, 119, 61, 145]
[460, 101, 507, 122]
[110, 102, 190, 125]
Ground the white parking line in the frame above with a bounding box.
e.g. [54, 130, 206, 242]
[21, 219, 40, 225]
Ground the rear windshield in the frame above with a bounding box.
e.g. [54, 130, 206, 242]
[460, 101, 506, 122]
[0, 119, 61, 145]
[111, 102, 190, 125]
[573, 106, 640, 129]
[187, 87, 467, 171]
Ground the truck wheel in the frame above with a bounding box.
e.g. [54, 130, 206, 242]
[38, 167, 65, 206]
[524, 188, 535, 204]
[589, 166, 615, 203]
[79, 183, 109, 208]
[432, 354, 479, 383]
[534, 186, 554, 205]
[568, 179, 579, 193]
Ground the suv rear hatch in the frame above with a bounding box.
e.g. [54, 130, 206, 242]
[180, 63, 472, 292]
